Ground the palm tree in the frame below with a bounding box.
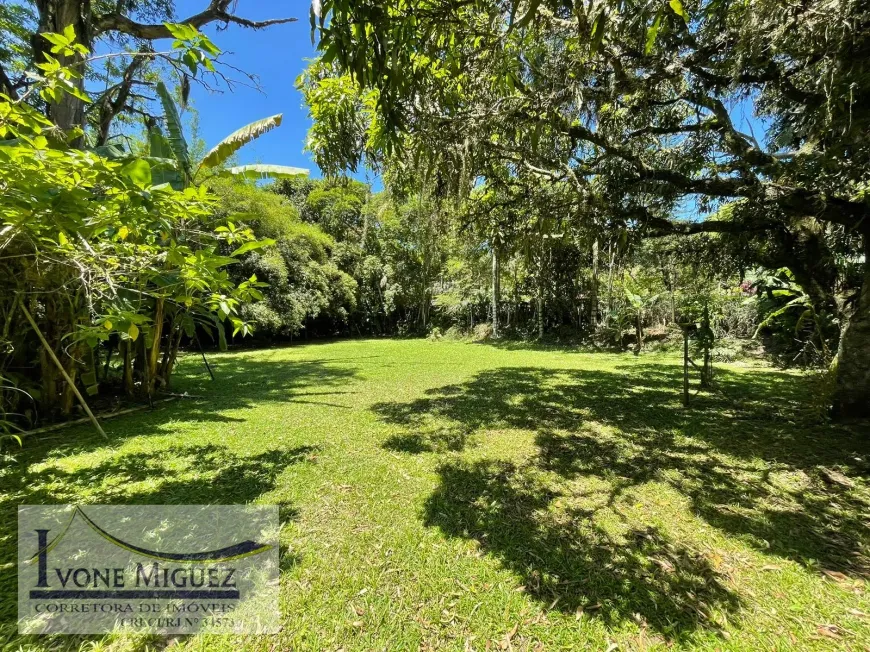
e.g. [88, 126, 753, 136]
[152, 81, 308, 188]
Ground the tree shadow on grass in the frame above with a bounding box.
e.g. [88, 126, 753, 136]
[12, 354, 359, 456]
[425, 459, 738, 640]
[0, 443, 317, 628]
[375, 361, 870, 637]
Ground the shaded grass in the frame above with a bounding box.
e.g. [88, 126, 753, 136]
[1, 340, 869, 650]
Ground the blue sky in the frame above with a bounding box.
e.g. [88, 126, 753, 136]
[163, 1, 381, 189]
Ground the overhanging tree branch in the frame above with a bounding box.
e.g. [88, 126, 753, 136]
[94, 1, 297, 39]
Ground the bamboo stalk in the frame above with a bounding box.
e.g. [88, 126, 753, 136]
[17, 398, 178, 439]
[19, 301, 107, 439]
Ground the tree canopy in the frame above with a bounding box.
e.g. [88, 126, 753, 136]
[304, 0, 870, 416]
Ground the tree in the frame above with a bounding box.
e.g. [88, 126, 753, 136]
[151, 79, 308, 187]
[1, 30, 269, 424]
[308, 0, 870, 417]
[3, 0, 298, 144]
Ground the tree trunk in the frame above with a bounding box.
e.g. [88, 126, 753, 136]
[605, 244, 615, 326]
[59, 345, 80, 415]
[491, 246, 500, 338]
[36, 0, 90, 140]
[122, 339, 134, 395]
[537, 247, 545, 340]
[634, 311, 643, 355]
[591, 239, 599, 328]
[146, 297, 164, 395]
[834, 237, 870, 418]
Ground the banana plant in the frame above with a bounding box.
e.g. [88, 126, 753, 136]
[152, 81, 309, 188]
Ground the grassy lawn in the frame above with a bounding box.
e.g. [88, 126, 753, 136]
[2, 339, 870, 651]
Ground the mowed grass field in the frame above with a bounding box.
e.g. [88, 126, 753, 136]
[2, 339, 870, 651]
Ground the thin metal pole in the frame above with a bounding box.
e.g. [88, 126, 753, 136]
[195, 333, 215, 381]
[19, 301, 107, 439]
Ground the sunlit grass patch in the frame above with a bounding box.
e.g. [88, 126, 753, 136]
[1, 339, 869, 651]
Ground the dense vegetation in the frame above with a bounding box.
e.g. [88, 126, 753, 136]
[1, 1, 869, 650]
[0, 3, 303, 436]
[304, 0, 870, 416]
[2, 0, 866, 434]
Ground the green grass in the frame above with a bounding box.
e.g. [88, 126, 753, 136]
[2, 339, 870, 651]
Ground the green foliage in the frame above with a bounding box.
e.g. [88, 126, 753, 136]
[208, 178, 357, 338]
[200, 114, 284, 170]
[0, 31, 268, 425]
[153, 82, 309, 186]
[306, 0, 870, 413]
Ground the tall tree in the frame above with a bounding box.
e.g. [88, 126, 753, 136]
[307, 0, 870, 416]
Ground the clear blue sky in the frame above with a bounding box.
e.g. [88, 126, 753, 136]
[165, 0, 381, 189]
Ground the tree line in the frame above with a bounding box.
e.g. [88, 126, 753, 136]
[1, 0, 866, 439]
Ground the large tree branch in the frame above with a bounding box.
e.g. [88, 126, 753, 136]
[0, 61, 16, 99]
[94, 1, 297, 39]
[642, 214, 776, 237]
[94, 54, 150, 146]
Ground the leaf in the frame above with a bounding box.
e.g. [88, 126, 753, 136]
[155, 81, 192, 183]
[120, 159, 152, 188]
[590, 10, 606, 56]
[128, 323, 139, 341]
[669, 0, 689, 22]
[514, 0, 542, 30]
[215, 316, 228, 351]
[645, 10, 663, 55]
[164, 22, 200, 41]
[199, 114, 284, 171]
[219, 164, 310, 180]
[92, 143, 126, 159]
[823, 570, 851, 582]
[816, 624, 843, 640]
[148, 127, 183, 188]
[118, 226, 129, 240]
[231, 239, 276, 257]
[310, 0, 322, 45]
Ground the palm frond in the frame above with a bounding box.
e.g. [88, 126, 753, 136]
[198, 115, 284, 172]
[155, 81, 192, 183]
[217, 164, 309, 181]
[148, 127, 183, 189]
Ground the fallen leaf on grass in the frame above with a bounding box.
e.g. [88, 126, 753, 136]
[823, 570, 851, 582]
[498, 622, 518, 649]
[819, 467, 855, 488]
[816, 624, 844, 640]
[848, 608, 869, 618]
[651, 558, 675, 572]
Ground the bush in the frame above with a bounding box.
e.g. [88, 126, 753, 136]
[444, 325, 466, 340]
[472, 323, 493, 341]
